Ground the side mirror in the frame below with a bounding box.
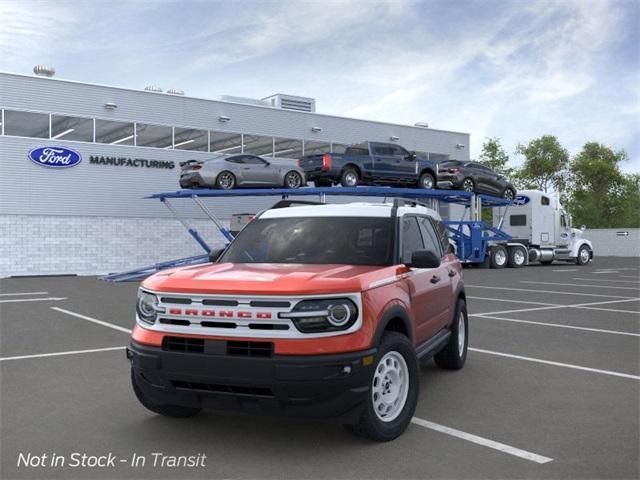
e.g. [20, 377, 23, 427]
[208, 248, 224, 263]
[407, 151, 417, 161]
[407, 250, 440, 269]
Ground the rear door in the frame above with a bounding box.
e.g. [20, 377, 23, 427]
[371, 143, 397, 180]
[400, 216, 451, 345]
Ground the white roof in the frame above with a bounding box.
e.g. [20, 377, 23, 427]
[260, 202, 441, 220]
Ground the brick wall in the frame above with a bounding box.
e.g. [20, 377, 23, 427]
[0, 215, 228, 277]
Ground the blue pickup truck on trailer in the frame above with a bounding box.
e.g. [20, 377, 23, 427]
[298, 141, 439, 189]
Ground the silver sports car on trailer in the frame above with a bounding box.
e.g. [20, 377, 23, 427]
[179, 154, 306, 189]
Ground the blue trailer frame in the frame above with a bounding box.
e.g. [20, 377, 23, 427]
[101, 186, 512, 281]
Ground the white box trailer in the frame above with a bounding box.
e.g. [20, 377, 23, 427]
[492, 190, 594, 267]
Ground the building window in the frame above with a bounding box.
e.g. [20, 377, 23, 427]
[3, 110, 49, 138]
[273, 137, 303, 159]
[95, 119, 135, 145]
[51, 114, 93, 142]
[243, 134, 274, 156]
[210, 131, 243, 154]
[135, 123, 173, 148]
[173, 127, 208, 151]
[303, 140, 331, 155]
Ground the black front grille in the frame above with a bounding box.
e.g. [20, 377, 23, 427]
[227, 341, 273, 357]
[171, 380, 274, 397]
[162, 337, 274, 357]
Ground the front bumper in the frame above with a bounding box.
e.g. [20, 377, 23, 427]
[128, 340, 376, 421]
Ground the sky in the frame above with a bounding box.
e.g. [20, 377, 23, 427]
[1, 0, 638, 172]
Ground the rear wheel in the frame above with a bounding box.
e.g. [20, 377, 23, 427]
[490, 245, 508, 269]
[434, 299, 468, 370]
[344, 332, 418, 442]
[507, 245, 527, 268]
[576, 245, 591, 265]
[131, 369, 201, 418]
[503, 188, 516, 201]
[340, 168, 359, 187]
[418, 172, 435, 190]
[284, 171, 303, 189]
[461, 178, 475, 192]
[216, 171, 236, 189]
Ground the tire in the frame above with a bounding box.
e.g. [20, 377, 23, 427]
[344, 332, 419, 442]
[131, 369, 201, 418]
[216, 171, 236, 189]
[340, 168, 359, 187]
[434, 299, 468, 370]
[507, 246, 526, 268]
[283, 170, 303, 189]
[461, 178, 475, 192]
[576, 245, 591, 265]
[503, 188, 516, 201]
[418, 172, 435, 190]
[490, 245, 508, 269]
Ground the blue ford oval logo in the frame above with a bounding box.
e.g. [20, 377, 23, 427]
[28, 146, 82, 168]
[513, 195, 530, 206]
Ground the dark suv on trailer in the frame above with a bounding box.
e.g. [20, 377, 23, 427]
[437, 160, 516, 200]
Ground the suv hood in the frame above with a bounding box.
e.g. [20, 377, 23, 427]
[142, 262, 397, 295]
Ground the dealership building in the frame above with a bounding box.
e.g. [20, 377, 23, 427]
[0, 69, 470, 277]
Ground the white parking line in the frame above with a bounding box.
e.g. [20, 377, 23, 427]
[474, 298, 640, 317]
[411, 417, 553, 464]
[467, 296, 559, 307]
[466, 285, 637, 299]
[620, 275, 640, 279]
[520, 281, 639, 291]
[469, 348, 640, 380]
[0, 291, 49, 296]
[0, 346, 125, 362]
[473, 305, 565, 316]
[51, 307, 132, 334]
[0, 297, 67, 304]
[572, 278, 640, 284]
[552, 269, 579, 272]
[472, 314, 640, 337]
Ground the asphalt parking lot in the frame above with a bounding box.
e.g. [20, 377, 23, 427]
[1, 257, 638, 479]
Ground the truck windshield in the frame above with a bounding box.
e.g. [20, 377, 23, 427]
[220, 217, 394, 266]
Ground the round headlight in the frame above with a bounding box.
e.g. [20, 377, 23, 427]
[136, 290, 160, 324]
[327, 303, 352, 327]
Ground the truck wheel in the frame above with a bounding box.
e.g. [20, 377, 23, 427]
[507, 246, 526, 268]
[340, 168, 359, 187]
[344, 332, 419, 442]
[418, 172, 435, 190]
[434, 299, 468, 370]
[131, 369, 201, 418]
[576, 245, 591, 265]
[489, 245, 507, 269]
[216, 171, 236, 189]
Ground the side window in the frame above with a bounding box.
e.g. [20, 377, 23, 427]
[402, 217, 425, 264]
[226, 156, 243, 164]
[418, 217, 443, 258]
[561, 214, 567, 227]
[242, 156, 267, 165]
[510, 215, 527, 226]
[390, 145, 410, 157]
[541, 196, 550, 206]
[432, 219, 451, 254]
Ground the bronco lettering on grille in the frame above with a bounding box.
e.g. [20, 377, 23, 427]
[167, 308, 273, 319]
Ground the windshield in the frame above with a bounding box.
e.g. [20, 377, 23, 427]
[220, 217, 394, 266]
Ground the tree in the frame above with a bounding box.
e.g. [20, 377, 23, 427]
[479, 137, 512, 176]
[565, 142, 638, 228]
[516, 135, 569, 193]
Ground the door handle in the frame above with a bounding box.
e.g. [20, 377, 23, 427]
[242, 167, 251, 170]
[430, 275, 441, 284]
[448, 270, 457, 277]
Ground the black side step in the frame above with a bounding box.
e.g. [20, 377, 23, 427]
[416, 329, 451, 361]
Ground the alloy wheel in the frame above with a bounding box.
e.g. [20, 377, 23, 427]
[286, 172, 302, 189]
[462, 179, 474, 192]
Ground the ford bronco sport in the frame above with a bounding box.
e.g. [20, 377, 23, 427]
[128, 199, 468, 441]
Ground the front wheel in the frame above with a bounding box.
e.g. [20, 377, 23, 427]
[284, 170, 303, 189]
[434, 299, 468, 370]
[576, 245, 591, 265]
[461, 177, 475, 192]
[344, 332, 418, 442]
[418, 172, 435, 190]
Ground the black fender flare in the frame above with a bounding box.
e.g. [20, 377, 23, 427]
[419, 167, 436, 179]
[372, 305, 414, 347]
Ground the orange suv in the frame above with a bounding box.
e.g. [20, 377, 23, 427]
[128, 200, 468, 441]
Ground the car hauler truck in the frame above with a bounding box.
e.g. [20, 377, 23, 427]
[490, 189, 593, 267]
